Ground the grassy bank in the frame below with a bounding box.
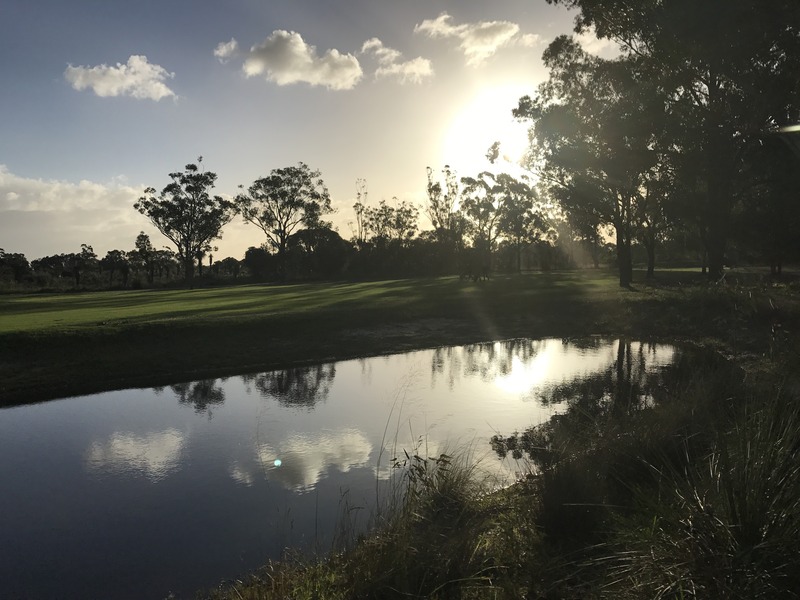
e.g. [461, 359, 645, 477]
[3, 269, 798, 406]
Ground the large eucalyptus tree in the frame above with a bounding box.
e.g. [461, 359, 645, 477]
[541, 0, 800, 280]
[135, 159, 234, 283]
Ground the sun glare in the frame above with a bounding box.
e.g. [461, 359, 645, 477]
[441, 84, 531, 177]
[494, 352, 552, 395]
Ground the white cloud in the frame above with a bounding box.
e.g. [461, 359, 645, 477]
[64, 55, 176, 101]
[575, 28, 621, 57]
[214, 38, 239, 63]
[360, 37, 433, 84]
[0, 165, 150, 257]
[0, 165, 141, 213]
[415, 12, 535, 66]
[519, 33, 543, 48]
[242, 30, 362, 90]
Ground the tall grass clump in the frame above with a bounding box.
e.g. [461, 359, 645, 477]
[607, 391, 800, 599]
[204, 441, 531, 600]
[343, 444, 504, 599]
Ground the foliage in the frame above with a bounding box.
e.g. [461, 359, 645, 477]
[235, 162, 332, 278]
[541, 0, 800, 280]
[515, 37, 663, 286]
[0, 249, 32, 284]
[134, 159, 234, 282]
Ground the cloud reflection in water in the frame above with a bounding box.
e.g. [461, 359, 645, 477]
[229, 428, 372, 492]
[86, 428, 186, 481]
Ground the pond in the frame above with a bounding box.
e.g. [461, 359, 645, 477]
[0, 338, 683, 599]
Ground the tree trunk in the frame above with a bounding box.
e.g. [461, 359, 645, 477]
[704, 85, 733, 282]
[183, 256, 194, 285]
[615, 226, 632, 287]
[645, 239, 655, 279]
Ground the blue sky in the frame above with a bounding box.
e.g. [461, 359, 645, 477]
[0, 0, 613, 260]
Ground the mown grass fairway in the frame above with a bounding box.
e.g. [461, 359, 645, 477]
[2, 270, 797, 405]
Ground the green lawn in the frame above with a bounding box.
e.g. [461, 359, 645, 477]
[2, 270, 796, 406]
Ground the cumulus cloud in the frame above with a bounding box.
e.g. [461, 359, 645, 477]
[0, 165, 148, 257]
[242, 30, 362, 90]
[360, 37, 433, 84]
[415, 13, 541, 66]
[0, 165, 141, 213]
[64, 55, 176, 101]
[519, 33, 543, 48]
[214, 38, 239, 63]
[575, 28, 621, 57]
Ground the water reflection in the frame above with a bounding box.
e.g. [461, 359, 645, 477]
[490, 340, 691, 466]
[172, 379, 226, 414]
[256, 428, 372, 492]
[86, 428, 186, 481]
[242, 363, 336, 408]
[430, 339, 544, 391]
[1, 337, 696, 600]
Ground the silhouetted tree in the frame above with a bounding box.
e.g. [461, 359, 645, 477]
[0, 249, 32, 283]
[242, 246, 276, 280]
[215, 256, 242, 278]
[286, 227, 351, 279]
[350, 178, 370, 249]
[64, 244, 98, 287]
[515, 38, 663, 286]
[135, 158, 234, 284]
[543, 0, 800, 279]
[235, 162, 332, 280]
[100, 249, 130, 287]
[735, 137, 800, 274]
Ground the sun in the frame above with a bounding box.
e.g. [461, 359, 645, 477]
[441, 84, 531, 178]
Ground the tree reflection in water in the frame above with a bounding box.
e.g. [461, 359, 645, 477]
[242, 363, 336, 408]
[430, 339, 549, 390]
[489, 340, 733, 548]
[170, 379, 226, 415]
[490, 340, 696, 466]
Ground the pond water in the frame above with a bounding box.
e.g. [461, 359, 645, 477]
[0, 338, 682, 599]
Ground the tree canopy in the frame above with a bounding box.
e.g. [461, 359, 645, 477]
[235, 162, 332, 278]
[134, 159, 234, 282]
[538, 0, 800, 280]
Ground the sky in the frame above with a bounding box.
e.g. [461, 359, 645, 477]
[0, 0, 615, 261]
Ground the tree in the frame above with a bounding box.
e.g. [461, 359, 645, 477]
[350, 178, 370, 248]
[544, 0, 800, 279]
[425, 165, 460, 238]
[215, 256, 242, 278]
[515, 37, 662, 286]
[735, 137, 800, 274]
[31, 254, 67, 282]
[460, 172, 506, 254]
[424, 166, 468, 274]
[100, 250, 130, 287]
[242, 246, 277, 280]
[364, 198, 419, 246]
[495, 174, 551, 273]
[235, 163, 332, 279]
[131, 232, 156, 284]
[64, 244, 98, 287]
[134, 159, 234, 284]
[0, 249, 32, 283]
[287, 227, 351, 279]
